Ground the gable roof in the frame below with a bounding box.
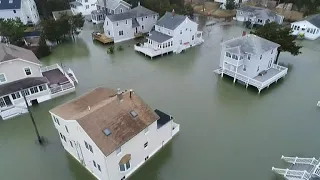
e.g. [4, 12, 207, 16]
[106, 4, 157, 22]
[97, 0, 131, 10]
[50, 87, 160, 156]
[156, 12, 187, 30]
[222, 34, 280, 55]
[0, 43, 41, 64]
[239, 6, 278, 20]
[0, 0, 21, 10]
[147, 30, 172, 43]
[0, 77, 48, 96]
[305, 14, 320, 28]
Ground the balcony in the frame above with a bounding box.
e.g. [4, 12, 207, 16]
[223, 56, 244, 67]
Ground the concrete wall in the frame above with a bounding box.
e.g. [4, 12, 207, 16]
[0, 59, 42, 84]
[291, 21, 320, 40]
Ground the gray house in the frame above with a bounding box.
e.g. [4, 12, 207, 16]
[214, 34, 288, 93]
[236, 6, 284, 26]
[91, 0, 131, 24]
[103, 3, 158, 43]
[0, 43, 78, 120]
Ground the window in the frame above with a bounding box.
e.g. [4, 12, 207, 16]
[180, 40, 182, 44]
[0, 98, 6, 108]
[302, 28, 305, 31]
[30, 87, 39, 94]
[141, 17, 143, 21]
[97, 164, 101, 171]
[144, 142, 148, 148]
[247, 54, 251, 60]
[60, 133, 66, 142]
[317, 29, 320, 34]
[243, 65, 246, 71]
[13, 10, 16, 13]
[85, 141, 93, 153]
[171, 41, 173, 46]
[24, 67, 32, 76]
[145, 16, 147, 19]
[271, 49, 273, 54]
[153, 15, 156, 19]
[38, 84, 47, 91]
[86, 5, 89, 9]
[70, 141, 73, 147]
[257, 66, 260, 72]
[106, 21, 108, 25]
[260, 55, 262, 59]
[125, 20, 127, 24]
[225, 52, 231, 58]
[65, 125, 69, 133]
[11, 92, 21, 100]
[120, 8, 123, 13]
[0, 73, 6, 83]
[119, 161, 131, 172]
[119, 30, 123, 36]
[145, 156, 149, 161]
[93, 160, 97, 167]
[142, 25, 144, 30]
[116, 147, 121, 155]
[116, 22, 119, 26]
[307, 28, 310, 33]
[53, 116, 60, 125]
[21, 89, 30, 96]
[180, 30, 182, 34]
[232, 54, 238, 60]
[192, 35, 194, 40]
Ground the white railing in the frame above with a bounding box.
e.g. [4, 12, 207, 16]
[313, 166, 320, 177]
[224, 57, 244, 67]
[67, 68, 79, 84]
[40, 64, 63, 73]
[281, 156, 317, 165]
[50, 83, 74, 94]
[222, 68, 263, 88]
[272, 167, 311, 180]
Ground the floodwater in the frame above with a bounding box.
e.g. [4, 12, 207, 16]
[1, 19, 320, 180]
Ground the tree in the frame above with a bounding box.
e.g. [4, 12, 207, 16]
[251, 22, 302, 63]
[0, 18, 25, 45]
[184, 3, 194, 18]
[225, 0, 236, 10]
[69, 13, 85, 39]
[36, 34, 51, 58]
[41, 18, 62, 43]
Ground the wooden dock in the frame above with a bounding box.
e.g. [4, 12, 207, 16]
[92, 32, 113, 44]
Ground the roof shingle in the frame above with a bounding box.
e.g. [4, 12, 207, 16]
[156, 12, 186, 30]
[0, 0, 21, 10]
[50, 87, 160, 156]
[147, 30, 172, 43]
[0, 43, 41, 64]
[305, 14, 320, 28]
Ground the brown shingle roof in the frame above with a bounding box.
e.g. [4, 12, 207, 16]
[0, 43, 41, 64]
[50, 87, 159, 156]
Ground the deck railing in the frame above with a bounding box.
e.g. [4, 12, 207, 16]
[272, 167, 311, 180]
[281, 156, 318, 165]
[50, 83, 74, 94]
[172, 122, 180, 137]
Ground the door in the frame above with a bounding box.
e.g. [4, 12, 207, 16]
[135, 27, 138, 33]
[3, 96, 12, 106]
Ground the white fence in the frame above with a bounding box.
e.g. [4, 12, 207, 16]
[40, 64, 63, 73]
[50, 83, 74, 94]
[281, 156, 318, 165]
[272, 167, 311, 180]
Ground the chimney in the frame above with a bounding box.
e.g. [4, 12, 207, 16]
[117, 88, 123, 101]
[172, 9, 175, 17]
[103, 0, 107, 15]
[129, 89, 133, 98]
[138, 1, 140, 6]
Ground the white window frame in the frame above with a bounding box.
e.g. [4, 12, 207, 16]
[144, 142, 148, 149]
[29, 86, 39, 94]
[38, 84, 47, 91]
[11, 92, 21, 100]
[119, 161, 131, 172]
[0, 73, 7, 83]
[24, 67, 32, 76]
[120, 8, 123, 13]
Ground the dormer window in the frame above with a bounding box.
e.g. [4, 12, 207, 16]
[248, 54, 251, 60]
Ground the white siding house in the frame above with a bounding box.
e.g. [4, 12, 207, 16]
[214, 34, 288, 93]
[134, 11, 204, 58]
[236, 6, 284, 26]
[215, 0, 248, 9]
[290, 14, 320, 40]
[49, 87, 180, 180]
[70, 0, 97, 16]
[0, 0, 40, 25]
[0, 43, 78, 120]
[103, 4, 158, 43]
[91, 0, 131, 24]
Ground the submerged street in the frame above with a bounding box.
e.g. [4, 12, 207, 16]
[1, 20, 320, 180]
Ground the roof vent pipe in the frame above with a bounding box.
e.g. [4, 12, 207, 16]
[129, 89, 133, 98]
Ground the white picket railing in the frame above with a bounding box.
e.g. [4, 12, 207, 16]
[281, 156, 318, 165]
[40, 64, 63, 73]
[272, 167, 311, 180]
[172, 122, 180, 137]
[50, 83, 74, 94]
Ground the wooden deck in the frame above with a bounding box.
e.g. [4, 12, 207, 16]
[92, 32, 113, 44]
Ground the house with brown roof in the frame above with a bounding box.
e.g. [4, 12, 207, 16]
[49, 87, 180, 180]
[0, 43, 78, 120]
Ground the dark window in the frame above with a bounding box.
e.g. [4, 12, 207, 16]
[97, 164, 101, 171]
[13, 10, 16, 13]
[125, 161, 131, 169]
[260, 55, 262, 59]
[24, 67, 31, 75]
[119, 30, 123, 36]
[30, 87, 38, 94]
[70, 141, 73, 147]
[65, 126, 69, 133]
[155, 109, 172, 129]
[85, 141, 89, 149]
[119, 164, 125, 171]
[39, 85, 47, 91]
[11, 92, 21, 100]
[145, 156, 149, 161]
[93, 160, 96, 167]
[142, 25, 144, 30]
[144, 142, 148, 148]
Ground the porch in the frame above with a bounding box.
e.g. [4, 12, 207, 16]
[214, 64, 288, 93]
[41, 64, 78, 98]
[91, 10, 107, 24]
[134, 42, 174, 59]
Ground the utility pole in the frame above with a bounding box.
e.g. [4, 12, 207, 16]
[22, 90, 44, 145]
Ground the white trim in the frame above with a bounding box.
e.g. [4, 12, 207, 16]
[0, 58, 41, 66]
[0, 73, 7, 84]
[23, 66, 32, 76]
